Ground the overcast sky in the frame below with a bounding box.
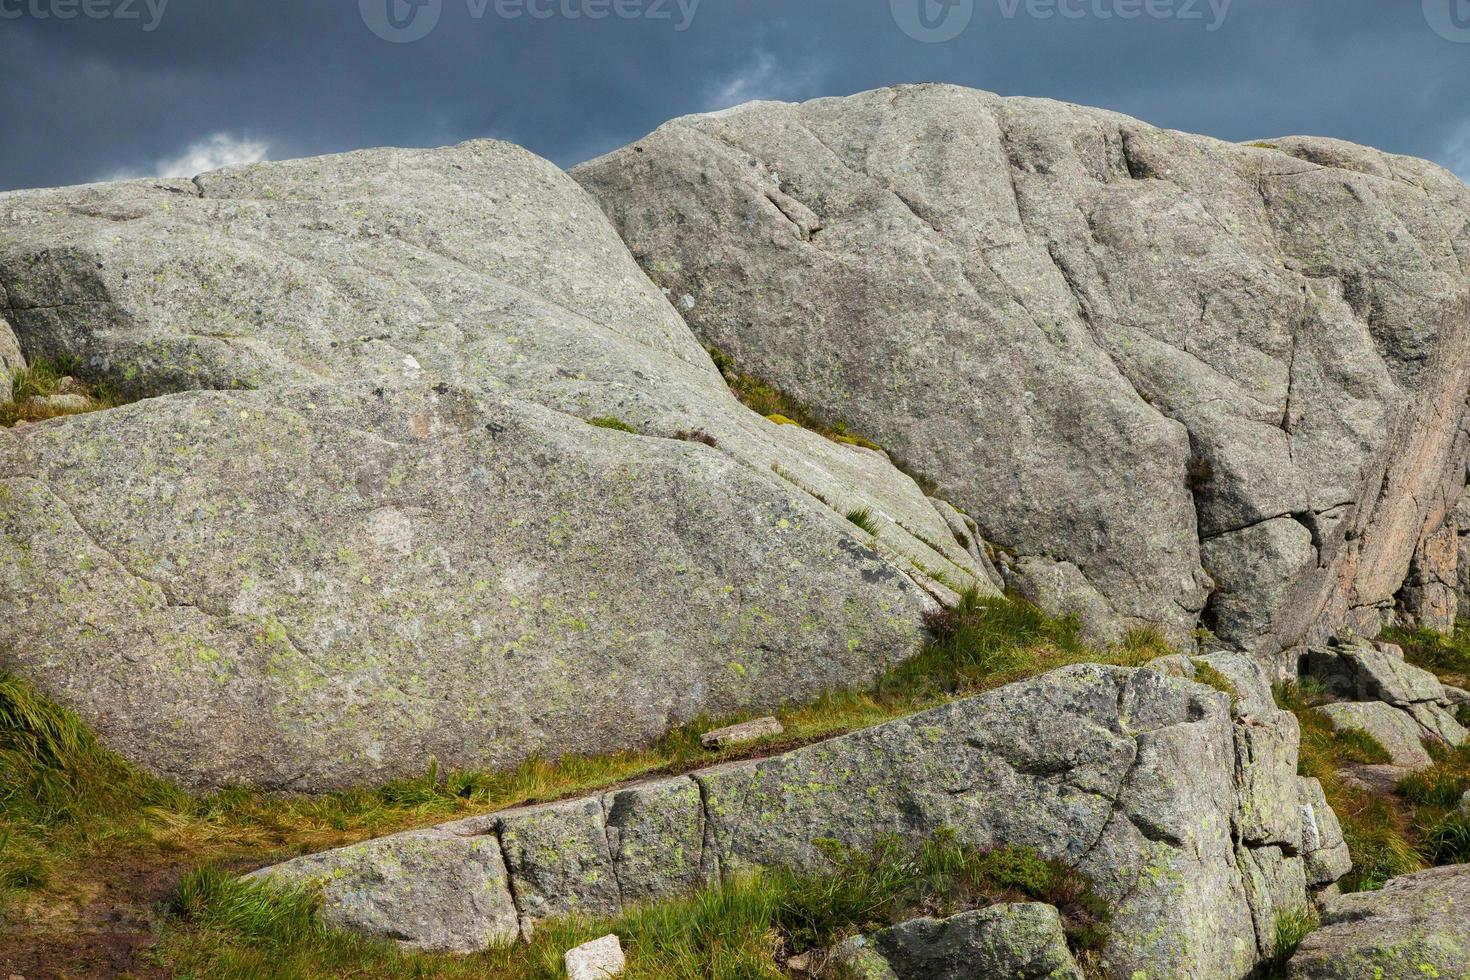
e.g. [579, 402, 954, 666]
[1, 0, 1468, 191]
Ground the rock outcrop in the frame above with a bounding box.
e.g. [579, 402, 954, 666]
[253, 660, 1339, 979]
[1287, 864, 1470, 978]
[575, 84, 1470, 652]
[1304, 639, 1468, 770]
[831, 904, 1083, 980]
[0, 140, 999, 790]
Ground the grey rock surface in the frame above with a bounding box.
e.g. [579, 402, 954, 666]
[1297, 778, 1352, 888]
[0, 139, 998, 790]
[255, 660, 1341, 978]
[700, 717, 783, 749]
[244, 819, 518, 954]
[576, 84, 1470, 652]
[1288, 864, 1470, 978]
[564, 934, 626, 980]
[0, 381, 938, 791]
[1318, 702, 1434, 768]
[0, 314, 20, 404]
[831, 903, 1083, 980]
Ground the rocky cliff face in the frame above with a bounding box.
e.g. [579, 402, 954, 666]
[0, 140, 996, 790]
[575, 84, 1470, 653]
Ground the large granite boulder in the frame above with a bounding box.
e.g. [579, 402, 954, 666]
[0, 140, 998, 790]
[254, 660, 1336, 978]
[575, 84, 1470, 651]
[1288, 864, 1470, 978]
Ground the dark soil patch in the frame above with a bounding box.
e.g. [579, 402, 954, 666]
[0, 858, 188, 980]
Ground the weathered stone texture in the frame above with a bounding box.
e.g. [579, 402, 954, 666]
[576, 85, 1470, 652]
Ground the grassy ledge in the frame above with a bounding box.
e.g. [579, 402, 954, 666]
[157, 832, 1110, 979]
[2, 591, 1164, 975]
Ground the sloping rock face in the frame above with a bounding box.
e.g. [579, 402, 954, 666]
[253, 661, 1338, 979]
[1287, 864, 1470, 978]
[575, 84, 1470, 651]
[0, 141, 999, 790]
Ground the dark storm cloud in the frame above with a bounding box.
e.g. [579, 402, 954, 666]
[1, 0, 1468, 191]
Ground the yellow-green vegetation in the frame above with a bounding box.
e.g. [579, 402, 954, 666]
[157, 832, 1108, 980]
[1381, 622, 1470, 689]
[0, 357, 118, 428]
[586, 415, 638, 434]
[706, 346, 884, 453]
[2, 590, 1166, 973]
[1274, 680, 1470, 892]
[1192, 662, 1241, 709]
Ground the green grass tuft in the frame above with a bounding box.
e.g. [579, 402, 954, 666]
[0, 357, 119, 427]
[845, 507, 879, 536]
[1267, 906, 1319, 976]
[586, 416, 638, 434]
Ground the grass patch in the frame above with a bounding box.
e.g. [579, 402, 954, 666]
[1266, 906, 1319, 976]
[1272, 682, 1470, 892]
[1381, 622, 1470, 686]
[845, 507, 879, 536]
[1, 357, 119, 427]
[707, 346, 884, 453]
[586, 416, 638, 434]
[155, 832, 1108, 979]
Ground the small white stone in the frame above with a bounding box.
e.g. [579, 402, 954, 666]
[565, 934, 625, 980]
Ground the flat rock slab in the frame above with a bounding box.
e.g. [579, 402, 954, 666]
[700, 717, 783, 749]
[1318, 702, 1434, 768]
[832, 903, 1082, 980]
[1288, 864, 1470, 978]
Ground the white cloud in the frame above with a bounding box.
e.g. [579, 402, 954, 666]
[107, 133, 270, 181]
[703, 51, 821, 115]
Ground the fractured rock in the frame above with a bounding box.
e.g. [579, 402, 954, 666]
[1318, 702, 1434, 768]
[244, 818, 517, 954]
[1297, 778, 1352, 888]
[254, 661, 1339, 977]
[577, 85, 1470, 652]
[1288, 864, 1470, 978]
[830, 903, 1083, 980]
